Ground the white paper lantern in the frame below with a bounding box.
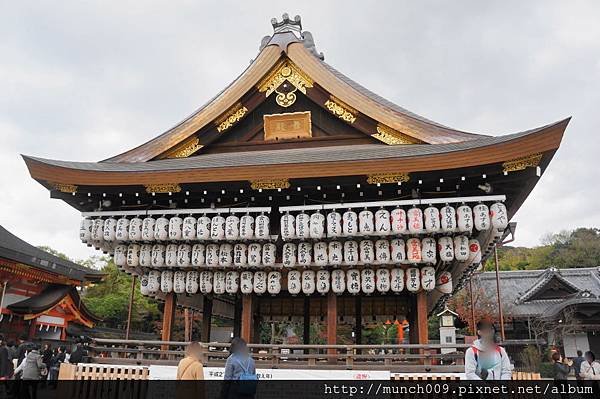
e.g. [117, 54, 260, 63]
[359, 240, 375, 264]
[316, 270, 330, 295]
[440, 205, 457, 233]
[358, 210, 375, 235]
[342, 210, 358, 236]
[80, 218, 93, 243]
[225, 271, 239, 294]
[490, 202, 509, 230]
[103, 218, 117, 241]
[174, 271, 186, 294]
[267, 271, 281, 295]
[407, 207, 424, 234]
[328, 241, 343, 266]
[182, 216, 197, 241]
[200, 271, 213, 293]
[406, 238, 422, 263]
[139, 244, 153, 267]
[112, 244, 127, 267]
[247, 243, 262, 267]
[225, 215, 240, 240]
[424, 206, 441, 233]
[142, 217, 156, 241]
[287, 270, 301, 295]
[196, 216, 211, 240]
[140, 274, 150, 295]
[421, 266, 436, 291]
[406, 267, 420, 292]
[282, 243, 296, 268]
[295, 212, 310, 239]
[375, 209, 391, 235]
[147, 271, 160, 294]
[234, 243, 248, 267]
[302, 270, 316, 295]
[186, 271, 199, 294]
[153, 217, 168, 241]
[255, 273, 269, 295]
[126, 244, 140, 267]
[262, 243, 276, 267]
[165, 244, 178, 267]
[210, 215, 226, 240]
[219, 243, 233, 267]
[473, 204, 491, 231]
[326, 211, 342, 238]
[240, 271, 253, 294]
[468, 239, 482, 266]
[205, 244, 219, 267]
[436, 271, 453, 294]
[151, 244, 165, 267]
[391, 268, 405, 293]
[191, 244, 205, 266]
[160, 270, 173, 293]
[347, 269, 361, 295]
[331, 269, 346, 294]
[457, 205, 473, 233]
[361, 268, 375, 294]
[239, 215, 255, 240]
[344, 241, 359, 265]
[307, 212, 324, 240]
[169, 216, 183, 241]
[92, 219, 105, 241]
[391, 208, 407, 235]
[375, 239, 391, 265]
[390, 239, 406, 264]
[438, 236, 454, 262]
[280, 213, 296, 240]
[177, 244, 191, 267]
[254, 214, 270, 239]
[115, 218, 130, 241]
[296, 242, 311, 267]
[213, 271, 226, 294]
[313, 242, 328, 267]
[421, 237, 437, 264]
[454, 235, 469, 261]
[376, 269, 390, 293]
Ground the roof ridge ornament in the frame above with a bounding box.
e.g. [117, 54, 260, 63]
[260, 14, 325, 60]
[271, 13, 302, 35]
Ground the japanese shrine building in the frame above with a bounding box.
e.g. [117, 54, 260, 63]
[0, 225, 103, 341]
[22, 14, 569, 347]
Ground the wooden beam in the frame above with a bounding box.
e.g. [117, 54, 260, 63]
[233, 294, 242, 339]
[241, 294, 253, 343]
[416, 291, 430, 365]
[125, 275, 136, 340]
[161, 293, 176, 342]
[303, 297, 310, 345]
[327, 292, 337, 364]
[201, 296, 213, 342]
[355, 296, 362, 345]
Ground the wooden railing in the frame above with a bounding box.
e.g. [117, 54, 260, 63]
[89, 339, 470, 372]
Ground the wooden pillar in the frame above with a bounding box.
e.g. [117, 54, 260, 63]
[241, 294, 253, 343]
[355, 296, 362, 345]
[233, 294, 242, 339]
[416, 291, 429, 365]
[161, 293, 176, 342]
[252, 297, 261, 344]
[201, 296, 213, 343]
[303, 297, 310, 345]
[125, 275, 136, 340]
[327, 292, 337, 363]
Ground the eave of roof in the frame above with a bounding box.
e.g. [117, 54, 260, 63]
[0, 225, 104, 283]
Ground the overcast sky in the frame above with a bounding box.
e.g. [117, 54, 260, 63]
[1, 1, 599, 261]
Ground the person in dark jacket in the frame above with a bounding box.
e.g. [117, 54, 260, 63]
[48, 346, 66, 381]
[552, 351, 571, 380]
[69, 343, 86, 365]
[0, 336, 14, 380]
[221, 337, 257, 399]
[573, 350, 585, 380]
[15, 334, 30, 367]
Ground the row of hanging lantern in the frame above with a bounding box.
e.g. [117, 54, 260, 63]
[139, 268, 454, 296]
[114, 235, 481, 270]
[80, 213, 272, 246]
[280, 202, 508, 239]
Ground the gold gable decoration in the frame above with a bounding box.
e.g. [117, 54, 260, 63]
[144, 183, 182, 194]
[324, 96, 357, 123]
[258, 59, 313, 97]
[366, 173, 410, 185]
[502, 153, 543, 173]
[49, 182, 78, 194]
[250, 178, 291, 190]
[373, 124, 421, 145]
[216, 103, 248, 133]
[166, 138, 204, 159]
